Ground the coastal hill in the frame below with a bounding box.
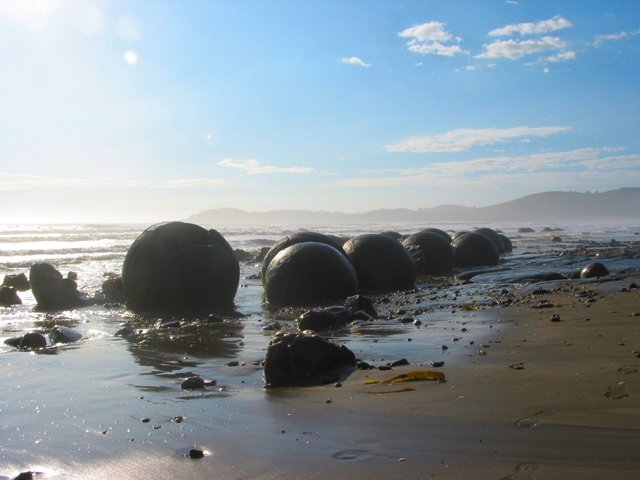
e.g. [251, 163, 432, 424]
[185, 187, 640, 224]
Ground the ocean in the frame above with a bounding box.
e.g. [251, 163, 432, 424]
[1, 221, 639, 478]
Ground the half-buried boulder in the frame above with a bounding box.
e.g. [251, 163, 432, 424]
[264, 242, 358, 307]
[474, 228, 505, 254]
[343, 234, 416, 293]
[122, 221, 239, 315]
[580, 262, 610, 279]
[263, 330, 356, 387]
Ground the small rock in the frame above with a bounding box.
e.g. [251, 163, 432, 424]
[550, 314, 561, 322]
[430, 361, 444, 367]
[181, 376, 205, 390]
[189, 448, 205, 459]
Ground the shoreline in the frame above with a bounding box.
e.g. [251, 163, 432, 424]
[29, 276, 639, 480]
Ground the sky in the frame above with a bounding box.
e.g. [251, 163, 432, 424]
[1, 0, 639, 223]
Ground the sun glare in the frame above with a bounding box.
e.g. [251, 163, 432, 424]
[0, 0, 62, 30]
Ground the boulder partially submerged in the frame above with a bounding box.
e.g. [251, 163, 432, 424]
[122, 222, 239, 315]
[29, 263, 92, 311]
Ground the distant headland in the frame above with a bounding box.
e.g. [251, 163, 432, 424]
[184, 187, 640, 224]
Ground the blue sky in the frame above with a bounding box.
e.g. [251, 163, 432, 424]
[1, 0, 639, 222]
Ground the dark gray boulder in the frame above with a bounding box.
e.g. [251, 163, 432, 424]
[402, 232, 455, 275]
[0, 285, 21, 306]
[421, 227, 453, 243]
[3, 273, 30, 291]
[29, 263, 91, 311]
[122, 222, 239, 315]
[298, 306, 353, 332]
[474, 228, 505, 254]
[499, 234, 513, 253]
[343, 234, 416, 293]
[452, 232, 500, 267]
[264, 242, 358, 307]
[580, 262, 610, 279]
[261, 232, 348, 281]
[263, 331, 356, 387]
[102, 277, 125, 303]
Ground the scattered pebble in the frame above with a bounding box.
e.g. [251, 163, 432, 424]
[550, 314, 561, 322]
[189, 448, 204, 459]
[430, 361, 444, 367]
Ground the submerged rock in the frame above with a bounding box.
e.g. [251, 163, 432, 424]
[122, 221, 239, 315]
[263, 331, 356, 387]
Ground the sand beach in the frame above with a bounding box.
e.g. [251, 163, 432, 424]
[41, 276, 638, 480]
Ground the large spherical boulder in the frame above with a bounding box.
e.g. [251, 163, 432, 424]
[499, 234, 513, 253]
[122, 221, 239, 315]
[261, 232, 348, 281]
[402, 232, 455, 275]
[343, 234, 416, 293]
[264, 242, 358, 307]
[421, 227, 453, 243]
[473, 228, 505, 254]
[580, 262, 610, 279]
[452, 232, 500, 267]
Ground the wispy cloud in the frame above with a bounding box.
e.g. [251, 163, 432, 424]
[593, 29, 640, 46]
[386, 126, 570, 153]
[340, 57, 371, 67]
[217, 158, 318, 174]
[0, 173, 232, 191]
[489, 15, 572, 37]
[334, 149, 639, 189]
[399, 21, 468, 57]
[476, 36, 567, 60]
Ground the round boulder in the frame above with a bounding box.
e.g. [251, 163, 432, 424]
[402, 232, 455, 275]
[580, 262, 610, 279]
[343, 234, 416, 293]
[452, 232, 500, 267]
[473, 228, 505, 254]
[499, 234, 513, 253]
[421, 227, 453, 243]
[261, 232, 348, 281]
[264, 242, 358, 307]
[122, 221, 239, 315]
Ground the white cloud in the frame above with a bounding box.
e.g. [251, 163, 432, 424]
[386, 126, 571, 153]
[334, 149, 639, 189]
[408, 42, 465, 57]
[546, 50, 576, 62]
[341, 57, 371, 67]
[593, 29, 640, 46]
[476, 36, 567, 60]
[489, 15, 573, 37]
[217, 158, 318, 174]
[399, 21, 468, 57]
[399, 22, 453, 42]
[0, 173, 232, 191]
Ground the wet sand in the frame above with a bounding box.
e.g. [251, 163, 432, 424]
[51, 276, 640, 480]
